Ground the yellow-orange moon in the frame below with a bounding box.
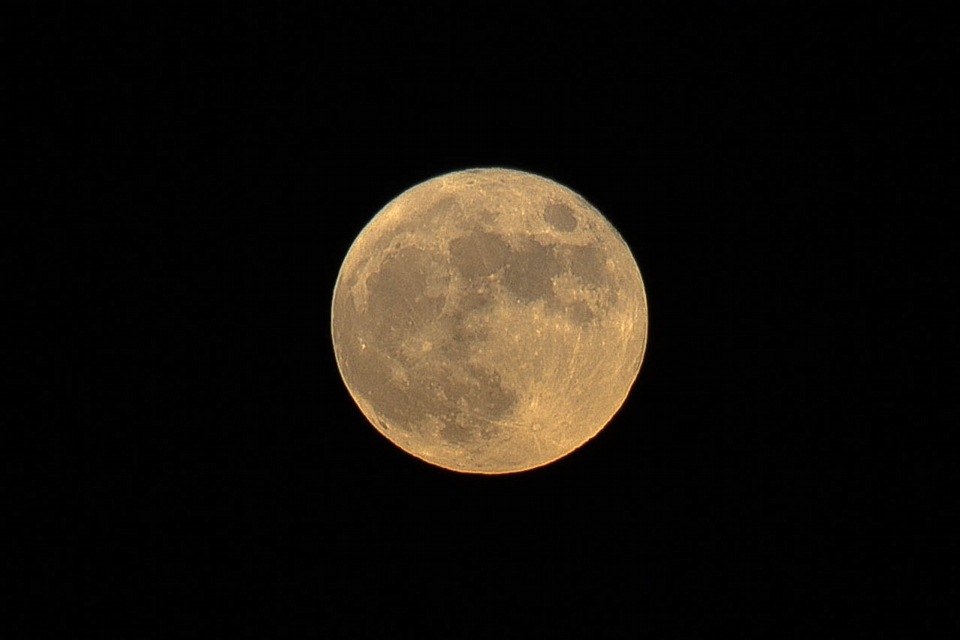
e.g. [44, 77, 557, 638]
[331, 168, 648, 474]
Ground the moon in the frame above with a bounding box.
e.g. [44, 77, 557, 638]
[331, 168, 648, 474]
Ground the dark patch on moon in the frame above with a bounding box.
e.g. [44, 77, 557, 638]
[556, 244, 609, 289]
[502, 242, 562, 301]
[430, 362, 517, 444]
[449, 231, 511, 279]
[458, 287, 495, 313]
[344, 222, 617, 442]
[566, 301, 596, 324]
[345, 340, 517, 443]
[424, 196, 459, 220]
[462, 364, 516, 417]
[344, 347, 417, 430]
[544, 203, 578, 232]
[437, 309, 490, 353]
[365, 247, 448, 338]
[440, 422, 474, 444]
[341, 242, 520, 442]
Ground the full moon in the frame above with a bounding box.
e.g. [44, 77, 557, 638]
[331, 168, 648, 474]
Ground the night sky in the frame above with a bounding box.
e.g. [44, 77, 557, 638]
[23, 4, 948, 637]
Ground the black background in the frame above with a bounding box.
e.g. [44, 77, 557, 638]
[22, 4, 952, 638]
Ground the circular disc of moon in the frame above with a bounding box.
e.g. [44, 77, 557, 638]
[331, 168, 648, 474]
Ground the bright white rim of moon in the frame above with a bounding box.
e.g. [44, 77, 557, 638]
[331, 168, 648, 474]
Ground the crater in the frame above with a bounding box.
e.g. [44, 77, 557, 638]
[544, 203, 578, 232]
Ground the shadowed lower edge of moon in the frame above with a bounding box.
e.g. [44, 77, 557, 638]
[331, 168, 648, 474]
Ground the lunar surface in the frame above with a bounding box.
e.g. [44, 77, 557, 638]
[331, 168, 647, 474]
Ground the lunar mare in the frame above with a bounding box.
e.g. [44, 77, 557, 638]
[331, 168, 647, 474]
